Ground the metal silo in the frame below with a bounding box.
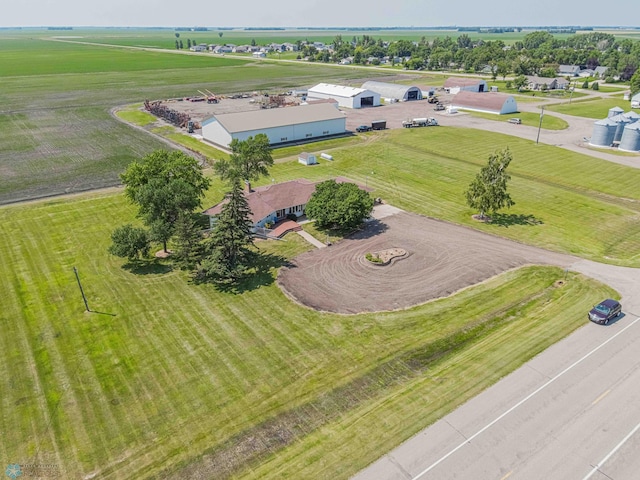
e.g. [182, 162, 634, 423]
[590, 118, 618, 147]
[607, 106, 624, 118]
[609, 114, 632, 142]
[619, 122, 640, 152]
[622, 111, 640, 123]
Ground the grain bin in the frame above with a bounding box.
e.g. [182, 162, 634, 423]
[622, 111, 640, 122]
[590, 118, 618, 147]
[607, 106, 624, 118]
[618, 123, 640, 152]
[609, 114, 632, 143]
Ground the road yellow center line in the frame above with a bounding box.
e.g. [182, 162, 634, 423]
[592, 389, 611, 405]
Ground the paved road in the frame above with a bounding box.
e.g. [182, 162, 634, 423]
[353, 258, 640, 480]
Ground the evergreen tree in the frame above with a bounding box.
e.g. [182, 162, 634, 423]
[172, 212, 204, 271]
[465, 148, 515, 220]
[196, 179, 255, 283]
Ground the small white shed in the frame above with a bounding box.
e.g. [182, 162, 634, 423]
[298, 153, 317, 165]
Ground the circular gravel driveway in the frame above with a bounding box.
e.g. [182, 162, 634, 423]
[278, 210, 575, 314]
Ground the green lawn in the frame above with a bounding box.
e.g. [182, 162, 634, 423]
[256, 127, 640, 266]
[545, 96, 634, 118]
[465, 110, 568, 130]
[0, 191, 614, 479]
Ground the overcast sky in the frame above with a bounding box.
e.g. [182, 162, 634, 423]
[3, 0, 639, 28]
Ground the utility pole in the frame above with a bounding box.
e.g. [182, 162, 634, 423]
[73, 267, 90, 312]
[536, 106, 545, 144]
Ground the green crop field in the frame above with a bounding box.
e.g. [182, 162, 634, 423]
[0, 34, 390, 204]
[2, 26, 640, 480]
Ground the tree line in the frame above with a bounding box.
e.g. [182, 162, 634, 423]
[299, 31, 640, 81]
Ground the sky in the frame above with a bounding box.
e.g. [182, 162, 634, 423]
[2, 0, 639, 28]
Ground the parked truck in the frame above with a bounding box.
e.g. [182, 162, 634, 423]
[402, 117, 439, 128]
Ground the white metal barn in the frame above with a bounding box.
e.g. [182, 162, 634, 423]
[361, 81, 423, 101]
[443, 77, 488, 94]
[201, 103, 347, 148]
[306, 83, 381, 109]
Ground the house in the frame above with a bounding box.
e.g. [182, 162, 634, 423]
[283, 42, 298, 52]
[579, 69, 595, 78]
[204, 177, 371, 230]
[632, 93, 640, 109]
[213, 45, 232, 54]
[594, 66, 609, 78]
[559, 65, 581, 76]
[526, 76, 569, 90]
[443, 77, 488, 94]
[451, 91, 518, 115]
[189, 44, 208, 52]
[252, 51, 266, 58]
[204, 179, 317, 229]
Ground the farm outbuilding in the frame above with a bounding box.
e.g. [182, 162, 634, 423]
[360, 81, 423, 102]
[451, 91, 518, 115]
[443, 77, 488, 94]
[201, 103, 346, 148]
[307, 83, 380, 109]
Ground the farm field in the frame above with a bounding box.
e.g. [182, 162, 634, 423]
[3, 26, 640, 480]
[0, 188, 615, 479]
[0, 34, 389, 204]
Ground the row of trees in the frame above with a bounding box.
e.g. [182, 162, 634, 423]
[298, 31, 640, 81]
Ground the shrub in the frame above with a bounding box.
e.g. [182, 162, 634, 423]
[286, 213, 298, 221]
[365, 252, 382, 263]
[591, 82, 599, 90]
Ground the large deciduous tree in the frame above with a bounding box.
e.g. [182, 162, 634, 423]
[120, 150, 210, 253]
[305, 180, 374, 231]
[630, 69, 640, 97]
[108, 224, 151, 261]
[196, 179, 255, 283]
[214, 134, 273, 184]
[465, 148, 515, 220]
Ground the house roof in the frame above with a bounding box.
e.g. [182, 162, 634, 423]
[452, 91, 515, 112]
[204, 177, 372, 223]
[559, 65, 581, 73]
[202, 103, 345, 134]
[204, 179, 317, 223]
[308, 83, 369, 98]
[361, 81, 421, 99]
[444, 77, 487, 88]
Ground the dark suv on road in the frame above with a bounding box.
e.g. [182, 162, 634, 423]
[588, 298, 622, 324]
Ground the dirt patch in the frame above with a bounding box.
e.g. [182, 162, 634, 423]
[278, 212, 575, 314]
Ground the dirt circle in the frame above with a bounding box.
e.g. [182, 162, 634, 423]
[277, 212, 574, 314]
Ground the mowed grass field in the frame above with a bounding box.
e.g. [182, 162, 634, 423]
[0, 125, 636, 479]
[0, 34, 389, 204]
[545, 95, 635, 118]
[0, 191, 615, 480]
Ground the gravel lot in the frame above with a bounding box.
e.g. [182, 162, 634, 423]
[278, 209, 575, 314]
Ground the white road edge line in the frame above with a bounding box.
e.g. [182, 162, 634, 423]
[581, 421, 640, 480]
[412, 315, 640, 480]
